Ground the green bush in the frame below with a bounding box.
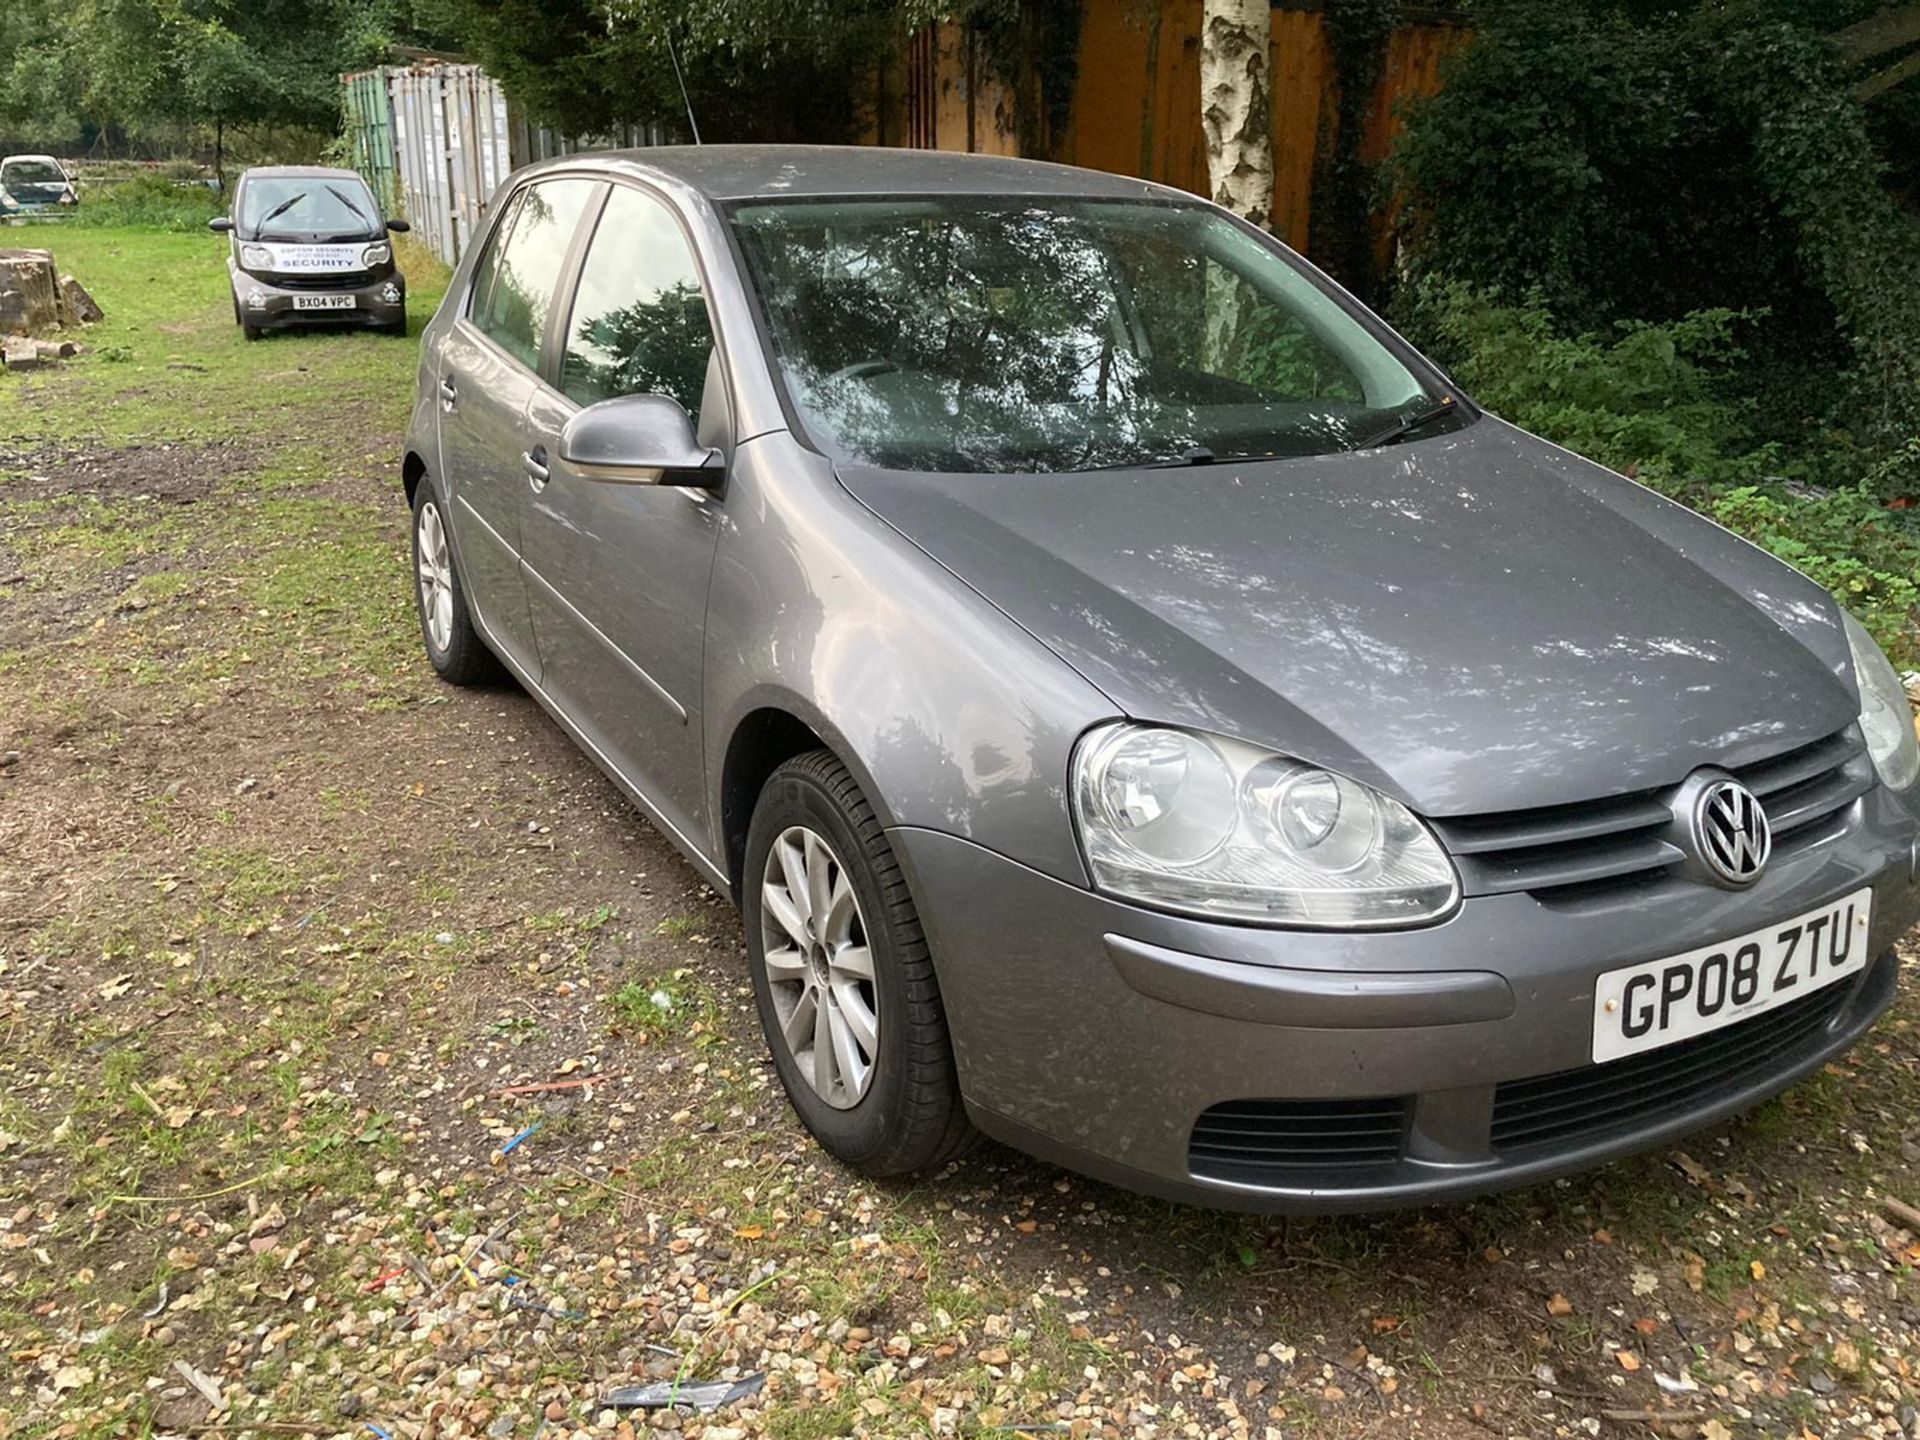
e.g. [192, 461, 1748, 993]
[67, 175, 223, 232]
[1388, 2, 1920, 502]
[1409, 282, 1920, 663]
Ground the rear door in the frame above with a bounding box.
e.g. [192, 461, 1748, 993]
[519, 181, 730, 847]
[434, 176, 602, 675]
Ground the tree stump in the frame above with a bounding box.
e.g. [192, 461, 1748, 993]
[0, 248, 84, 336]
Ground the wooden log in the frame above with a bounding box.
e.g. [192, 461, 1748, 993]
[1882, 1195, 1920, 1235]
[59, 272, 103, 324]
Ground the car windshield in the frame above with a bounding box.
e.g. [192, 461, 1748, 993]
[240, 176, 377, 239]
[729, 196, 1450, 473]
[3, 160, 65, 187]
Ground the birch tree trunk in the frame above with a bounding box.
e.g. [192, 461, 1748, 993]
[1201, 0, 1274, 228]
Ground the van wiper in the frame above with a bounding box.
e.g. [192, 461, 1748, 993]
[1082, 444, 1217, 472]
[256, 192, 307, 228]
[1353, 394, 1456, 451]
[325, 184, 369, 222]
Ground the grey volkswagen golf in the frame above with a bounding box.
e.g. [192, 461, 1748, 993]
[401, 146, 1920, 1210]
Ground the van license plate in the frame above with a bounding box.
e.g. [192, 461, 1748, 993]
[292, 294, 356, 311]
[1591, 888, 1871, 1064]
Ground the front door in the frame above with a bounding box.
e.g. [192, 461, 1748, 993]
[521, 182, 728, 849]
[435, 176, 601, 675]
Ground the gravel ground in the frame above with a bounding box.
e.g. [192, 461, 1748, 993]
[4, 229, 1920, 1440]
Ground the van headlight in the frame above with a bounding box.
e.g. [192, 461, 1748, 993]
[1844, 612, 1919, 791]
[240, 244, 273, 269]
[1071, 722, 1459, 927]
[362, 242, 391, 266]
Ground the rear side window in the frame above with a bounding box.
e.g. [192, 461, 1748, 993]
[470, 178, 598, 371]
[559, 185, 716, 421]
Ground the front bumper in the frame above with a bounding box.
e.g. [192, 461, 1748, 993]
[891, 784, 1920, 1212]
[229, 264, 405, 329]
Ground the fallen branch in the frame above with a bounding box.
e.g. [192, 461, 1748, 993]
[494, 1077, 608, 1097]
[418, 1211, 519, 1310]
[1881, 1195, 1920, 1234]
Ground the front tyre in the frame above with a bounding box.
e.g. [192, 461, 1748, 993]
[410, 481, 498, 686]
[745, 751, 973, 1176]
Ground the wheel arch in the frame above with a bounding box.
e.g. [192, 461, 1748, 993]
[718, 701, 900, 903]
[402, 450, 428, 508]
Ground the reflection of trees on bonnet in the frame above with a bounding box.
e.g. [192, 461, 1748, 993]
[733, 200, 1405, 473]
[563, 282, 713, 412]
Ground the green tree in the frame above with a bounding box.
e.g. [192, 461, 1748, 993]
[0, 0, 434, 161]
[418, 0, 910, 141]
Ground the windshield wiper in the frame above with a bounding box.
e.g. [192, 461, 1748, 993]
[1353, 394, 1457, 451]
[255, 192, 308, 229]
[1082, 444, 1217, 472]
[325, 184, 369, 222]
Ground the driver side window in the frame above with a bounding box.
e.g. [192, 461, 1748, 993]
[559, 185, 716, 423]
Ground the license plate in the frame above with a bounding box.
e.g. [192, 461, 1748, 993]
[1591, 888, 1871, 1064]
[292, 294, 355, 311]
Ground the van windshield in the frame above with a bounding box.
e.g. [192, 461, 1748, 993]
[240, 177, 378, 240]
[729, 196, 1455, 474]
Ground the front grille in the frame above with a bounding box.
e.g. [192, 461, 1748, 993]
[1490, 981, 1851, 1152]
[1189, 1097, 1410, 1186]
[269, 271, 373, 290]
[1431, 727, 1870, 902]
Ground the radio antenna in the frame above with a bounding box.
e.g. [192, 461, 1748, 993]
[664, 28, 702, 144]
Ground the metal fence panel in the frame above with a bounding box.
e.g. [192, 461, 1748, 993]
[381, 63, 516, 266]
[340, 69, 398, 214]
[340, 62, 671, 268]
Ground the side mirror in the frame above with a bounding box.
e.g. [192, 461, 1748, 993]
[560, 394, 722, 487]
[208, 216, 234, 233]
[386, 217, 411, 233]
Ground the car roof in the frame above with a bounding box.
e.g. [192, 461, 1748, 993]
[522, 144, 1190, 204]
[2, 154, 65, 167]
[238, 166, 369, 183]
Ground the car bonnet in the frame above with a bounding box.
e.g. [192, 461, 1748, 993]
[834, 420, 1856, 818]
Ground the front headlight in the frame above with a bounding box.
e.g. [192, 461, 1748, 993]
[361, 242, 391, 266]
[1844, 611, 1919, 791]
[240, 244, 273, 269]
[1071, 722, 1459, 927]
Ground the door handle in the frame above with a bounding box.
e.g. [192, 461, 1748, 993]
[439, 373, 458, 413]
[523, 445, 550, 487]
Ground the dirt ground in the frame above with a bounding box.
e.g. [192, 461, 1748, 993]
[5, 229, 1920, 1440]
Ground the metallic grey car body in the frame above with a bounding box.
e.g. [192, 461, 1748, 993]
[404, 146, 1920, 1210]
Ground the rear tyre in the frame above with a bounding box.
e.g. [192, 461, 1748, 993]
[744, 750, 974, 1177]
[410, 479, 499, 686]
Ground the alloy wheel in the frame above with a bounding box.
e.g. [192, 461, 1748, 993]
[758, 825, 879, 1109]
[415, 500, 454, 653]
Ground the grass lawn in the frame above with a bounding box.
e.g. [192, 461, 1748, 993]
[3, 225, 1920, 1440]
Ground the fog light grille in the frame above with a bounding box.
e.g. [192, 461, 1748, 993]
[1189, 1096, 1410, 1186]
